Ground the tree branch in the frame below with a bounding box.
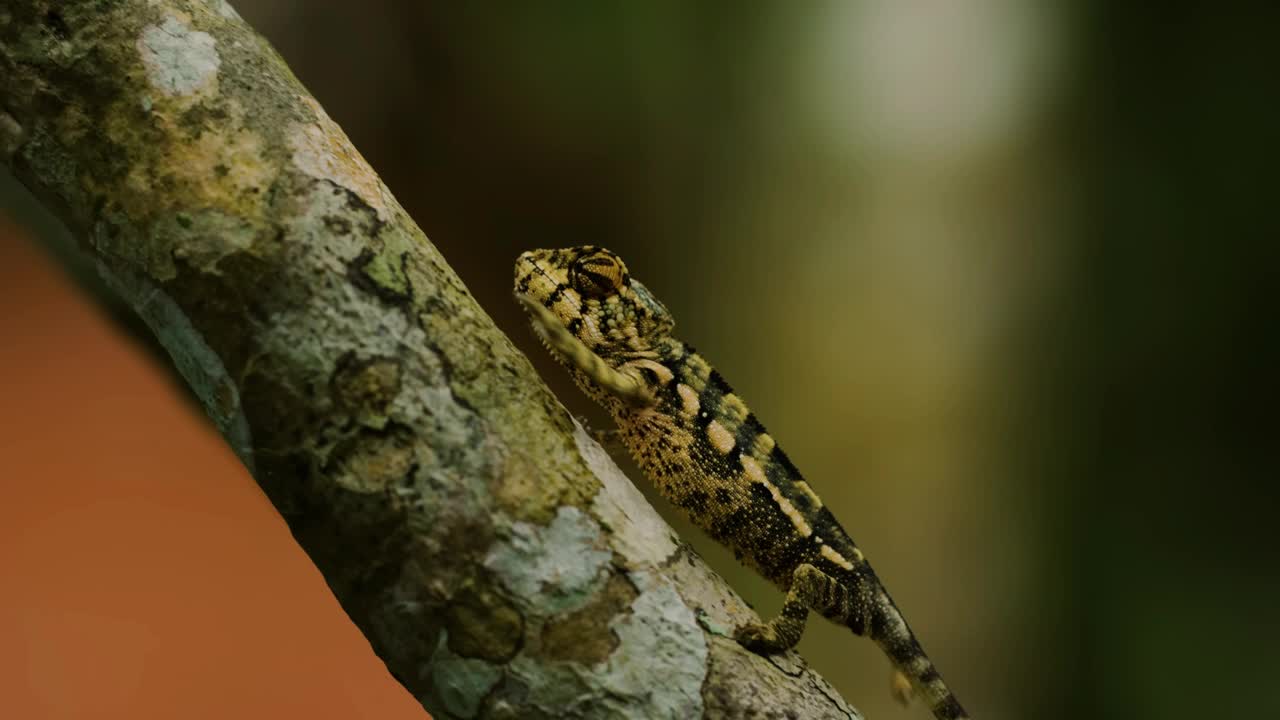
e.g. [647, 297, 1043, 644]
[0, 2, 861, 718]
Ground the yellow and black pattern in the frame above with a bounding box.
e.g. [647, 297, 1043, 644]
[514, 246, 969, 720]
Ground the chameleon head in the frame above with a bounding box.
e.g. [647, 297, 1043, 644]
[514, 246, 675, 353]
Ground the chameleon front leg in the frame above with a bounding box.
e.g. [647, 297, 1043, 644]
[517, 294, 655, 407]
[735, 563, 861, 653]
[575, 416, 624, 448]
[589, 427, 625, 448]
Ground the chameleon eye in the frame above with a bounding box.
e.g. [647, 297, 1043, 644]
[570, 254, 628, 298]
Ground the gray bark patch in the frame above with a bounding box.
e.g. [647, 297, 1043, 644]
[137, 17, 220, 96]
[485, 506, 612, 614]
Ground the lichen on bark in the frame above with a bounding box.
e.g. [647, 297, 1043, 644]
[1, 2, 862, 718]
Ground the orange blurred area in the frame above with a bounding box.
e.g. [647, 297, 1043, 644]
[0, 223, 428, 720]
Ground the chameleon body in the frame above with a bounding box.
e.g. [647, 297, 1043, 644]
[514, 246, 969, 720]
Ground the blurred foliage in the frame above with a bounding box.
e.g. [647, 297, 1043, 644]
[1028, 3, 1280, 718]
[3, 2, 1277, 718]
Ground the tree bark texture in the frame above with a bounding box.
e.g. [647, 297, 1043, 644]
[0, 2, 862, 718]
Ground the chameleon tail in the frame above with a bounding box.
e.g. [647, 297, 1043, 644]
[865, 589, 969, 720]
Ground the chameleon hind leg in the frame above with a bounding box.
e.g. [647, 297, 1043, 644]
[737, 565, 930, 711]
[735, 563, 861, 653]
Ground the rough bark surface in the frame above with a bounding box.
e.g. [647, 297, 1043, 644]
[0, 2, 862, 718]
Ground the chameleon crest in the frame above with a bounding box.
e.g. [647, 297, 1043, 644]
[515, 246, 970, 720]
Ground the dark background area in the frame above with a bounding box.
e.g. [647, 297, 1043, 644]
[3, 3, 1278, 719]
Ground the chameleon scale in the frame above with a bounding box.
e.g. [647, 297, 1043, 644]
[515, 246, 969, 720]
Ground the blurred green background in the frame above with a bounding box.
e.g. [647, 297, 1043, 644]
[4, 3, 1278, 719]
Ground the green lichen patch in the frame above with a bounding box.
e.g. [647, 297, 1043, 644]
[349, 246, 411, 304]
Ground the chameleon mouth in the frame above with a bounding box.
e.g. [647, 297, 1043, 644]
[515, 292, 579, 373]
[514, 254, 587, 322]
[512, 251, 596, 369]
[512, 252, 542, 296]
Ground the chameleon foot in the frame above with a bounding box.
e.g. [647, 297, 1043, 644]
[577, 416, 623, 449]
[591, 427, 623, 449]
[735, 563, 845, 655]
[734, 620, 801, 654]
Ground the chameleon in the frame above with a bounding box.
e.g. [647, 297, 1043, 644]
[514, 246, 969, 720]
